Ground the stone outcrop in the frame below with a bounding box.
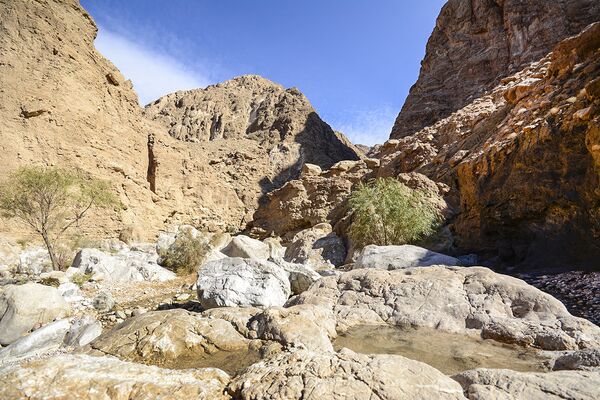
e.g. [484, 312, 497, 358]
[0, 283, 70, 345]
[144, 75, 362, 229]
[0, 316, 101, 363]
[0, 354, 230, 399]
[453, 368, 600, 400]
[249, 159, 373, 239]
[88, 309, 254, 370]
[196, 258, 292, 309]
[249, 305, 336, 352]
[378, 23, 600, 268]
[391, 0, 600, 138]
[291, 267, 600, 350]
[228, 348, 466, 399]
[0, 0, 360, 240]
[284, 223, 347, 269]
[71, 247, 175, 282]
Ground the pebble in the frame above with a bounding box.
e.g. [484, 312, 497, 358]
[115, 310, 126, 319]
[175, 293, 191, 302]
[524, 271, 600, 326]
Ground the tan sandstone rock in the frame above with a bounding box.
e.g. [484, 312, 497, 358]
[228, 348, 466, 400]
[0, 354, 230, 400]
[290, 267, 600, 350]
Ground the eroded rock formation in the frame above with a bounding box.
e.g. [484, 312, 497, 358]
[379, 23, 600, 268]
[391, 0, 600, 138]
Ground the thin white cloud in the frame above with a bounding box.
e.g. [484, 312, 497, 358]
[94, 28, 211, 105]
[331, 106, 397, 146]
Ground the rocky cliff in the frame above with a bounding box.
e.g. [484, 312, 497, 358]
[378, 23, 600, 269]
[391, 0, 600, 139]
[144, 75, 361, 190]
[0, 0, 360, 239]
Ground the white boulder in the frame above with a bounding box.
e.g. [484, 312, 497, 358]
[0, 283, 70, 345]
[354, 244, 461, 270]
[196, 258, 291, 309]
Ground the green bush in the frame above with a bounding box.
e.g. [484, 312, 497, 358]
[348, 178, 441, 248]
[160, 229, 210, 276]
[71, 272, 93, 287]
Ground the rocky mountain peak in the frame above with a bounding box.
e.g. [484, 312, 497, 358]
[391, 0, 600, 139]
[144, 74, 361, 169]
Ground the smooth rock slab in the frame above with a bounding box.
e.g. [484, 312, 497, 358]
[0, 316, 101, 363]
[228, 348, 466, 399]
[291, 267, 600, 350]
[552, 348, 600, 371]
[453, 368, 600, 400]
[0, 354, 230, 400]
[0, 283, 70, 345]
[250, 304, 336, 352]
[354, 244, 461, 269]
[89, 309, 252, 370]
[197, 258, 291, 309]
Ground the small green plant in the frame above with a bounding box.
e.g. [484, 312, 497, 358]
[348, 178, 441, 248]
[0, 166, 118, 270]
[39, 277, 60, 287]
[160, 229, 210, 276]
[71, 272, 93, 287]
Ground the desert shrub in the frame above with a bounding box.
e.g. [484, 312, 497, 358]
[348, 178, 441, 248]
[0, 166, 118, 270]
[39, 277, 60, 287]
[160, 229, 210, 276]
[71, 272, 93, 287]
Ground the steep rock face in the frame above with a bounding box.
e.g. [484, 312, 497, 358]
[378, 23, 600, 268]
[0, 0, 247, 237]
[0, 0, 359, 238]
[144, 75, 362, 211]
[391, 0, 600, 138]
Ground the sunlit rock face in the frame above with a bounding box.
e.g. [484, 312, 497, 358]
[391, 0, 600, 139]
[379, 23, 600, 268]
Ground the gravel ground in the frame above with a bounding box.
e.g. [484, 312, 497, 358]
[522, 271, 600, 326]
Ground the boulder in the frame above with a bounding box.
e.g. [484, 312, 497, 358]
[228, 348, 466, 399]
[0, 319, 71, 363]
[284, 223, 346, 269]
[552, 348, 600, 371]
[89, 309, 253, 371]
[0, 238, 19, 270]
[271, 259, 321, 295]
[222, 235, 270, 260]
[0, 283, 70, 345]
[0, 354, 230, 399]
[354, 244, 461, 270]
[57, 282, 84, 303]
[202, 307, 263, 338]
[0, 316, 101, 363]
[18, 246, 51, 275]
[197, 258, 291, 309]
[92, 291, 115, 312]
[72, 248, 175, 282]
[453, 368, 600, 400]
[250, 305, 336, 352]
[291, 267, 600, 350]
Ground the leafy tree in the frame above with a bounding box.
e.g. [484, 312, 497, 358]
[348, 178, 440, 248]
[0, 166, 118, 270]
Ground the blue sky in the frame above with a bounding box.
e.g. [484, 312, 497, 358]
[80, 0, 445, 145]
